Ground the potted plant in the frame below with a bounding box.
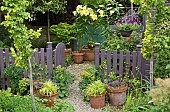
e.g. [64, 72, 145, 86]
[114, 15, 141, 37]
[86, 80, 106, 109]
[104, 72, 128, 106]
[50, 22, 76, 57]
[81, 40, 95, 61]
[39, 80, 59, 107]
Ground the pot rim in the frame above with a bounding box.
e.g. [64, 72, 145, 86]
[107, 83, 128, 93]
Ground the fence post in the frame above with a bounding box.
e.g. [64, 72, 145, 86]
[137, 44, 143, 77]
[55, 42, 65, 67]
[95, 43, 100, 68]
[47, 42, 52, 48]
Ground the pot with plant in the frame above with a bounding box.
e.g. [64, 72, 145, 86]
[114, 15, 141, 37]
[105, 72, 128, 106]
[39, 80, 59, 107]
[50, 22, 76, 57]
[86, 80, 106, 109]
[81, 40, 95, 61]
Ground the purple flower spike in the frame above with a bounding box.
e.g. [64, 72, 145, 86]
[37, 83, 43, 87]
[109, 83, 112, 87]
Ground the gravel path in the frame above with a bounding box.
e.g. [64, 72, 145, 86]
[65, 61, 105, 112]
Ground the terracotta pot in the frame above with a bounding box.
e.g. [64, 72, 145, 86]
[89, 94, 105, 109]
[107, 83, 128, 106]
[81, 49, 95, 61]
[72, 51, 84, 64]
[120, 30, 133, 37]
[39, 91, 59, 107]
[64, 49, 71, 57]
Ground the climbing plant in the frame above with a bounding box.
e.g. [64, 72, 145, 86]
[1, 0, 42, 111]
[132, 0, 170, 87]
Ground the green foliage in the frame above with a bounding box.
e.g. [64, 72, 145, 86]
[154, 49, 170, 78]
[19, 78, 30, 96]
[101, 32, 141, 52]
[33, 0, 67, 14]
[50, 99, 75, 112]
[52, 65, 74, 98]
[50, 23, 76, 45]
[0, 90, 54, 112]
[86, 80, 106, 96]
[1, 0, 42, 69]
[39, 80, 59, 96]
[3, 65, 24, 94]
[64, 53, 73, 68]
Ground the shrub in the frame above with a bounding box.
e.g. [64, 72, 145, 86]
[3, 65, 24, 94]
[52, 65, 74, 98]
[154, 49, 170, 78]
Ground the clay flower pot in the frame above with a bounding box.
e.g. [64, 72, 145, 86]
[107, 83, 128, 106]
[64, 49, 71, 57]
[72, 51, 84, 64]
[89, 93, 106, 109]
[81, 49, 95, 61]
[39, 91, 59, 107]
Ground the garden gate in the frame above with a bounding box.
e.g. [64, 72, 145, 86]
[0, 42, 65, 89]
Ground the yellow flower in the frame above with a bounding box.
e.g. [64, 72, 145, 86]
[73, 11, 77, 16]
[76, 5, 83, 13]
[88, 8, 94, 15]
[82, 8, 89, 16]
[90, 14, 97, 21]
[99, 10, 104, 17]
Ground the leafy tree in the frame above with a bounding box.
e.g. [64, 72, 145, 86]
[1, 0, 42, 111]
[132, 0, 170, 87]
[32, 0, 67, 42]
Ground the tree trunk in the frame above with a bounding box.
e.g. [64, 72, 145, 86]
[47, 11, 51, 42]
[29, 59, 37, 112]
[150, 54, 154, 88]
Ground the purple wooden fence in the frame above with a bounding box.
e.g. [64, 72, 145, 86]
[95, 43, 148, 78]
[0, 42, 65, 89]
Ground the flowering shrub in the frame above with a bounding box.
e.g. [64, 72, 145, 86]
[114, 15, 141, 31]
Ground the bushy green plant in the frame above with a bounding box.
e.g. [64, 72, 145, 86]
[3, 65, 24, 94]
[154, 49, 170, 78]
[86, 80, 106, 96]
[18, 78, 30, 96]
[52, 65, 74, 98]
[50, 99, 75, 112]
[51, 23, 76, 45]
[64, 53, 73, 68]
[39, 80, 59, 96]
[0, 89, 52, 112]
[101, 32, 141, 52]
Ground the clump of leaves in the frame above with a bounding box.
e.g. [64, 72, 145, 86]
[18, 78, 30, 96]
[52, 65, 74, 98]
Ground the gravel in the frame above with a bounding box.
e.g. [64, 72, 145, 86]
[65, 61, 105, 112]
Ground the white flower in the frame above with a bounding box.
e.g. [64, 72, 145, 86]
[110, 10, 115, 15]
[90, 14, 97, 21]
[99, 10, 104, 17]
[73, 11, 77, 16]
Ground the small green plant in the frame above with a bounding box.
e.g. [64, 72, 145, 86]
[64, 53, 73, 68]
[39, 80, 59, 96]
[3, 64, 24, 94]
[86, 80, 106, 96]
[52, 65, 74, 98]
[50, 23, 76, 45]
[51, 99, 75, 112]
[18, 78, 30, 96]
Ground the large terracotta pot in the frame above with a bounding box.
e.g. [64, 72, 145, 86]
[81, 49, 95, 61]
[107, 83, 128, 106]
[39, 91, 59, 107]
[89, 94, 105, 109]
[72, 51, 84, 64]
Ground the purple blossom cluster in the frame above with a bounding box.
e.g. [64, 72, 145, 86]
[114, 15, 141, 25]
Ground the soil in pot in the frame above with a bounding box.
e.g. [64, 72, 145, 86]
[120, 30, 133, 37]
[89, 94, 105, 109]
[72, 51, 84, 64]
[107, 83, 128, 106]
